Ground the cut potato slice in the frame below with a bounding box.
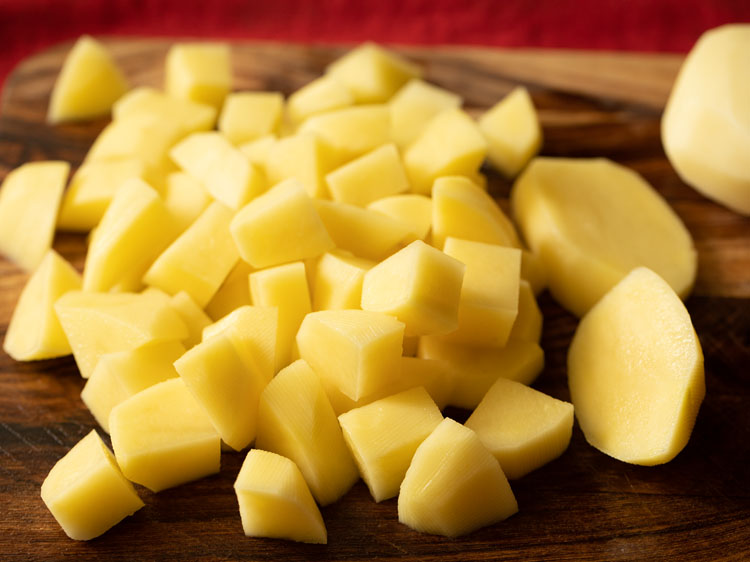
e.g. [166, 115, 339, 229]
[165, 43, 232, 109]
[313, 250, 374, 311]
[112, 86, 217, 133]
[389, 79, 462, 150]
[265, 133, 334, 199]
[204, 260, 254, 321]
[287, 75, 354, 126]
[511, 157, 697, 317]
[219, 92, 283, 145]
[367, 194, 432, 242]
[568, 267, 705, 465]
[234, 449, 327, 544]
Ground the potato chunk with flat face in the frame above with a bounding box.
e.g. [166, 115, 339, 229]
[234, 450, 327, 544]
[256, 360, 359, 505]
[0, 161, 69, 272]
[165, 43, 232, 109]
[3, 250, 81, 361]
[219, 92, 283, 145]
[265, 133, 334, 199]
[465, 378, 574, 479]
[109, 378, 221, 492]
[398, 418, 517, 538]
[662, 24, 750, 215]
[113, 86, 217, 132]
[389, 79, 462, 149]
[568, 267, 705, 465]
[361, 240, 465, 337]
[313, 251, 374, 312]
[41, 430, 143, 541]
[368, 194, 432, 242]
[287, 75, 354, 125]
[512, 157, 697, 317]
[48, 36, 129, 124]
[339, 387, 443, 502]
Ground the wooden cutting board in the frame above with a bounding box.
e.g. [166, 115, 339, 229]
[0, 39, 748, 561]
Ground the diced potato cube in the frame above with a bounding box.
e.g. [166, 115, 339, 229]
[256, 360, 359, 505]
[361, 240, 465, 337]
[249, 262, 311, 372]
[230, 179, 334, 268]
[81, 340, 185, 432]
[432, 175, 520, 249]
[170, 132, 266, 210]
[508, 280, 542, 343]
[48, 36, 129, 124]
[403, 109, 487, 194]
[339, 387, 443, 502]
[175, 332, 267, 451]
[367, 194, 432, 241]
[389, 79, 462, 149]
[326, 143, 409, 206]
[296, 310, 404, 401]
[314, 199, 414, 261]
[202, 305, 277, 383]
[144, 201, 239, 307]
[110, 378, 221, 492]
[164, 291, 211, 349]
[162, 171, 212, 233]
[204, 260, 254, 321]
[165, 43, 232, 109]
[3, 250, 81, 361]
[478, 87, 543, 178]
[41, 430, 143, 540]
[264, 133, 333, 199]
[234, 449, 327, 544]
[287, 75, 354, 125]
[568, 267, 705, 465]
[113, 86, 217, 133]
[325, 43, 421, 103]
[82, 178, 176, 293]
[0, 161, 69, 271]
[219, 92, 284, 145]
[398, 418, 517, 537]
[441, 238, 521, 348]
[238, 134, 277, 169]
[313, 250, 374, 311]
[418, 337, 544, 409]
[299, 105, 391, 165]
[57, 158, 148, 232]
[511, 157, 697, 316]
[55, 290, 188, 378]
[466, 378, 574, 479]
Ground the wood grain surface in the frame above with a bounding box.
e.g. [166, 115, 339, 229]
[1, 39, 748, 561]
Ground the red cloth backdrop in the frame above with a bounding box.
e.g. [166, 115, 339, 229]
[0, 0, 748, 92]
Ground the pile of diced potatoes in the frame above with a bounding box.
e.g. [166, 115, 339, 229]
[0, 32, 717, 543]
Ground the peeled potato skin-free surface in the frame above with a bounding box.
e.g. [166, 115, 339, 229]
[511, 157, 697, 317]
[662, 24, 750, 215]
[568, 267, 705, 466]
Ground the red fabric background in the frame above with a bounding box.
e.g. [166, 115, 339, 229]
[0, 0, 748, 93]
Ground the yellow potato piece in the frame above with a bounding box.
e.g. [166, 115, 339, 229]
[219, 92, 284, 145]
[508, 280, 543, 343]
[326, 143, 409, 206]
[112, 86, 217, 133]
[249, 262, 311, 372]
[161, 171, 212, 233]
[170, 291, 212, 349]
[296, 309, 404, 401]
[55, 290, 188, 378]
[82, 178, 177, 293]
[287, 75, 354, 126]
[256, 359, 359, 505]
[265, 132, 334, 199]
[478, 87, 542, 178]
[339, 387, 443, 502]
[230, 179, 334, 268]
[389, 78, 462, 149]
[0, 161, 69, 271]
[204, 260, 254, 321]
[398, 418, 517, 538]
[403, 109, 487, 194]
[48, 36, 129, 124]
[234, 450, 327, 544]
[41, 430, 143, 541]
[662, 24, 750, 215]
[170, 132, 266, 210]
[441, 238, 521, 348]
[367, 194, 432, 242]
[325, 42, 421, 104]
[4, 250, 81, 361]
[465, 378, 574, 479]
[81, 340, 185, 432]
[144, 201, 239, 307]
[511, 157, 697, 317]
[568, 267, 705, 465]
[361, 240, 465, 337]
[109, 377, 221, 492]
[312, 250, 374, 311]
[165, 43, 232, 109]
[175, 332, 267, 451]
[418, 336, 544, 409]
